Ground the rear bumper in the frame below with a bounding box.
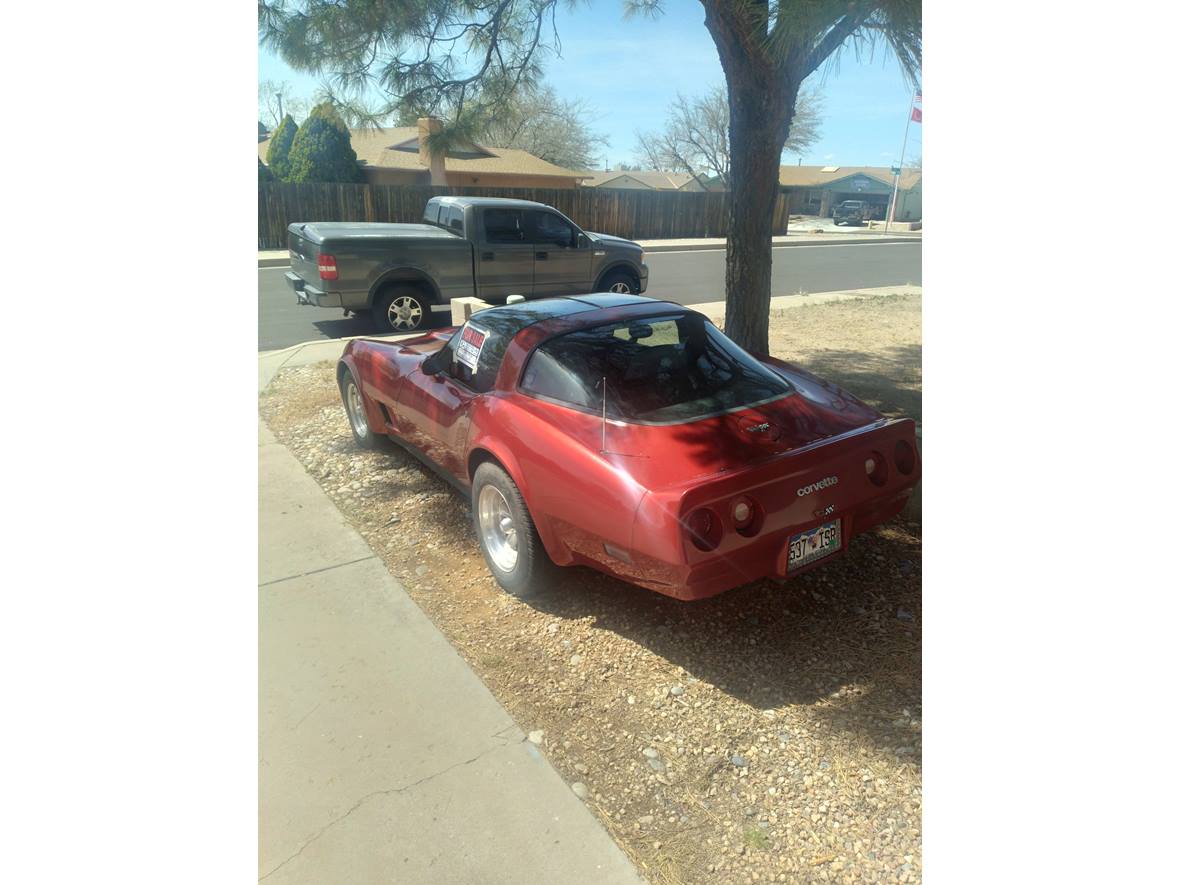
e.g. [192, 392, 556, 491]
[628, 489, 911, 601]
[286, 272, 343, 308]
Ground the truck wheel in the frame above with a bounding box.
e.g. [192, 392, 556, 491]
[374, 286, 431, 333]
[472, 462, 556, 598]
[599, 269, 639, 295]
[339, 368, 392, 450]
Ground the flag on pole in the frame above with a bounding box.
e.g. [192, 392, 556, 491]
[910, 106, 922, 123]
[915, 89, 922, 103]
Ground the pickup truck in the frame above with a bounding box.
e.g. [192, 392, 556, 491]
[832, 200, 870, 225]
[285, 196, 649, 332]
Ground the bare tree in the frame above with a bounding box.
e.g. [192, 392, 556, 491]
[636, 86, 822, 187]
[473, 85, 608, 169]
[258, 80, 310, 129]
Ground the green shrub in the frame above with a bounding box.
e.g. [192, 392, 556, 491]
[285, 103, 362, 183]
[258, 157, 274, 183]
[265, 115, 298, 180]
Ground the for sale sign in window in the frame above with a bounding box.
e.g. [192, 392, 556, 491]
[455, 323, 488, 373]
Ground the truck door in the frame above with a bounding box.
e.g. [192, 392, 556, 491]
[475, 207, 534, 301]
[527, 210, 594, 297]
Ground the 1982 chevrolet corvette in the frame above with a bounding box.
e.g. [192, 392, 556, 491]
[337, 294, 920, 600]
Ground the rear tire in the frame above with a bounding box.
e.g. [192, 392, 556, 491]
[599, 269, 639, 295]
[471, 462, 556, 598]
[374, 285, 432, 334]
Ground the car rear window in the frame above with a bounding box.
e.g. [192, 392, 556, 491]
[520, 313, 793, 423]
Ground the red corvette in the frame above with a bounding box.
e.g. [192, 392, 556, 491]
[337, 294, 920, 600]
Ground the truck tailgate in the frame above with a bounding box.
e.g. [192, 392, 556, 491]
[287, 226, 320, 281]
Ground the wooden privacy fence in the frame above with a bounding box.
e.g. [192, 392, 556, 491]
[258, 183, 790, 248]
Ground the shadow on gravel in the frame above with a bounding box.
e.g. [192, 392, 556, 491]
[519, 524, 922, 760]
[791, 344, 922, 424]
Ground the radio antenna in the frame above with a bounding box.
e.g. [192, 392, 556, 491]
[600, 376, 607, 453]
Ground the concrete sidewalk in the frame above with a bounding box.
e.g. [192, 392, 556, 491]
[259, 421, 643, 883]
[258, 229, 919, 267]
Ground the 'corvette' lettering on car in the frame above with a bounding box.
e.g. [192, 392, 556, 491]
[796, 476, 839, 497]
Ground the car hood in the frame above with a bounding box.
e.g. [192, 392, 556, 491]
[586, 231, 641, 251]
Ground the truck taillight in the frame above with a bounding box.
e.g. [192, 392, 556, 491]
[318, 254, 338, 281]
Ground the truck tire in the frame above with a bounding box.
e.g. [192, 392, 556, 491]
[472, 462, 556, 598]
[374, 285, 432, 334]
[599, 269, 640, 295]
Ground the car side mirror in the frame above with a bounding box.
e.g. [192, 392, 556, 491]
[421, 351, 444, 376]
[577, 232, 589, 249]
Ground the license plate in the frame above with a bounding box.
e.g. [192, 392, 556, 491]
[787, 519, 842, 571]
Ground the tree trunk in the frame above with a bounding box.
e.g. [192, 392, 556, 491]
[721, 79, 793, 356]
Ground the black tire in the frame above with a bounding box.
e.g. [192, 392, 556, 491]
[471, 462, 556, 598]
[373, 285, 432, 334]
[339, 367, 392, 450]
[599, 268, 640, 295]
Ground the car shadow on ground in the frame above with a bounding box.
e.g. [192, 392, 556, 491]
[312, 308, 452, 342]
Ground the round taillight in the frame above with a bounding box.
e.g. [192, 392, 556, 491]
[894, 439, 916, 475]
[684, 508, 722, 551]
[866, 450, 888, 487]
[731, 496, 763, 537]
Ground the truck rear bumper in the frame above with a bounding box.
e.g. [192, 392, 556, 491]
[286, 272, 343, 308]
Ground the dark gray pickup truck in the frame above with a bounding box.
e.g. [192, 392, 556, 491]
[285, 195, 649, 332]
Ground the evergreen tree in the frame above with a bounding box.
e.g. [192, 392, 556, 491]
[258, 157, 275, 183]
[265, 114, 298, 180]
[285, 103, 362, 183]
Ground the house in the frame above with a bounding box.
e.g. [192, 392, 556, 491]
[778, 165, 922, 221]
[257, 117, 586, 188]
[576, 169, 716, 191]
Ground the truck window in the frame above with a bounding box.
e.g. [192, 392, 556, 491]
[484, 208, 525, 244]
[425, 201, 442, 225]
[446, 207, 464, 235]
[528, 210, 577, 248]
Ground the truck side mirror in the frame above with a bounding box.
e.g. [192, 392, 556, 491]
[577, 233, 589, 249]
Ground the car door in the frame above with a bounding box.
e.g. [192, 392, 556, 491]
[475, 207, 534, 301]
[526, 209, 593, 297]
[394, 320, 508, 479]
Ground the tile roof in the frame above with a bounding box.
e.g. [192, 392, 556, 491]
[258, 126, 584, 179]
[778, 165, 921, 190]
[575, 169, 703, 190]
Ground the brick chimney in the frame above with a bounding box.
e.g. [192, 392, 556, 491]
[417, 116, 447, 186]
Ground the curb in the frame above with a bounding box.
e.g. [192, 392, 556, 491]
[258, 235, 920, 267]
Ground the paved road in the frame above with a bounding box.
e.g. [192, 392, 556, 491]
[259, 240, 921, 351]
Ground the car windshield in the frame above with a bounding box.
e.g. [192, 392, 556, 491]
[520, 313, 793, 423]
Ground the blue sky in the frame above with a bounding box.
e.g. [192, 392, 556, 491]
[258, 0, 921, 169]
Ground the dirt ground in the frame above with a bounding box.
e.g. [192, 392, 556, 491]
[259, 293, 922, 884]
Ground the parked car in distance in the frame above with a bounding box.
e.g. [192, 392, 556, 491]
[337, 294, 921, 600]
[285, 196, 649, 333]
[832, 200, 870, 225]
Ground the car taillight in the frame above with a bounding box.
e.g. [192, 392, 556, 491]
[731, 495, 763, 537]
[684, 508, 722, 551]
[866, 451, 888, 487]
[894, 439, 916, 475]
[318, 254, 338, 281]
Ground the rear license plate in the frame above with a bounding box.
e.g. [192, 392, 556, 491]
[787, 520, 842, 571]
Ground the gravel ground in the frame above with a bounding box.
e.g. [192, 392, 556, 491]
[259, 294, 922, 884]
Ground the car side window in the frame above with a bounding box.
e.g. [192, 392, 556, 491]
[435, 322, 508, 395]
[483, 209, 525, 244]
[529, 210, 577, 248]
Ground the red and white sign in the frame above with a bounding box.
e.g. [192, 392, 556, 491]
[455, 323, 489, 372]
